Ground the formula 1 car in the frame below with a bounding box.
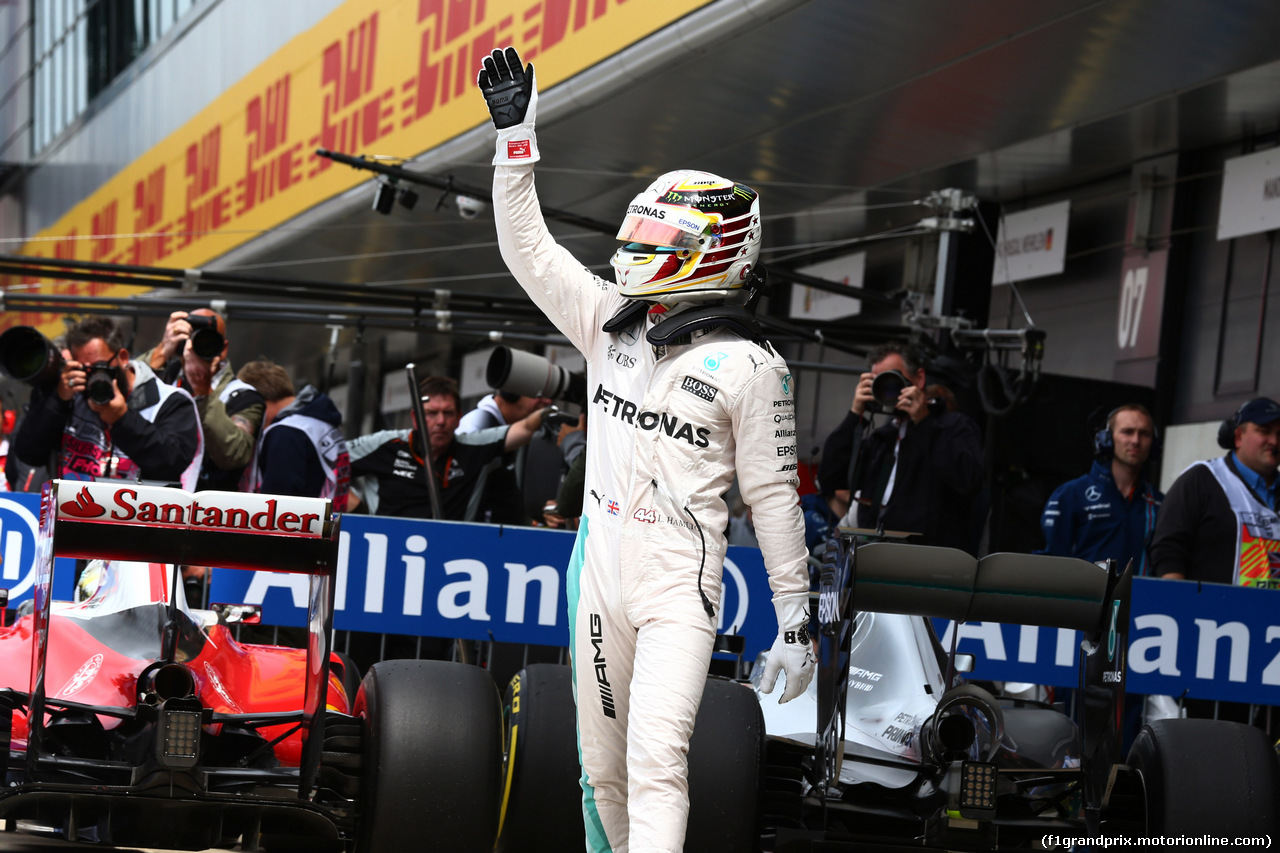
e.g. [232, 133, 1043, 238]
[497, 529, 1280, 852]
[0, 479, 503, 852]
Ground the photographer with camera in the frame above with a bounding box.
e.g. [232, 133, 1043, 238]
[458, 389, 551, 434]
[140, 309, 264, 491]
[13, 316, 202, 489]
[456, 386, 553, 526]
[347, 375, 550, 521]
[820, 342, 984, 553]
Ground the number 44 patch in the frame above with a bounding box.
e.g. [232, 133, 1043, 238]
[633, 508, 658, 524]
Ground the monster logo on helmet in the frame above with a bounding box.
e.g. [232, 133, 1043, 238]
[611, 170, 761, 306]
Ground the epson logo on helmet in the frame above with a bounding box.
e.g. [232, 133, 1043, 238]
[628, 204, 666, 219]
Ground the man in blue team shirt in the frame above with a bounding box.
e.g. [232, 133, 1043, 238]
[1040, 404, 1162, 573]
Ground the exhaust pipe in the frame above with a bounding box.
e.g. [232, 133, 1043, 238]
[922, 683, 1004, 762]
[139, 663, 196, 702]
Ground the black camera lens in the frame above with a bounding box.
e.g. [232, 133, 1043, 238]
[871, 369, 910, 408]
[0, 326, 65, 387]
[186, 314, 225, 360]
[191, 327, 224, 360]
[85, 362, 118, 404]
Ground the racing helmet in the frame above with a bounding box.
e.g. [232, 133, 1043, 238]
[611, 170, 761, 305]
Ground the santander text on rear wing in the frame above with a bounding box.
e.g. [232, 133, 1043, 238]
[51, 481, 337, 571]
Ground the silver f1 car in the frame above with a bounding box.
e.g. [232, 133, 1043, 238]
[497, 529, 1279, 851]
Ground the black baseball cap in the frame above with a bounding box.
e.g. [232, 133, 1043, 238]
[1238, 397, 1280, 427]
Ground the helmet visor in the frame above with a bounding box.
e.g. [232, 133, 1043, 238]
[615, 205, 714, 251]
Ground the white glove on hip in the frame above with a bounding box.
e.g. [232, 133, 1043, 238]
[760, 591, 815, 703]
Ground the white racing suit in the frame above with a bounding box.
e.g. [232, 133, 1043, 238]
[494, 162, 808, 853]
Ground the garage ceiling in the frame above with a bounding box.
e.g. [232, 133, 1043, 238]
[199, 0, 1280, 372]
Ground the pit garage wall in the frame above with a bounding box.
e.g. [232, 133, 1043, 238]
[788, 141, 1280, 538]
[0, 0, 33, 246]
[2, 0, 717, 340]
[980, 142, 1280, 488]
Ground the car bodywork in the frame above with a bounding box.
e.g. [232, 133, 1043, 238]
[0, 479, 347, 848]
[751, 529, 1276, 850]
[491, 529, 1278, 852]
[0, 479, 506, 853]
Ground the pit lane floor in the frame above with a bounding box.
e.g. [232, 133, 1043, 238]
[0, 822, 237, 852]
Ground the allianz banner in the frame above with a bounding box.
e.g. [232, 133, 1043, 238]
[207, 512, 779, 654]
[2, 491, 1279, 705]
[933, 578, 1280, 705]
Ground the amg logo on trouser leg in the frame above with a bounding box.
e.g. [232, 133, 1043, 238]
[590, 613, 616, 719]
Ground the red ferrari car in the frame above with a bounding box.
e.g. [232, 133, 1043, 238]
[0, 480, 503, 852]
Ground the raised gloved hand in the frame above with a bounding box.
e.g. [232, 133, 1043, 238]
[477, 47, 540, 165]
[760, 591, 816, 703]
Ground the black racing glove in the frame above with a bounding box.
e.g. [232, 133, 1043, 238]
[478, 47, 534, 130]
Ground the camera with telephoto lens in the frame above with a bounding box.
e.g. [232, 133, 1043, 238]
[868, 369, 911, 413]
[185, 314, 225, 361]
[84, 362, 120, 405]
[541, 406, 580, 431]
[486, 346, 586, 405]
[0, 326, 65, 389]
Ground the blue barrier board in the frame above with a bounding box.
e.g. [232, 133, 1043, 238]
[3, 491, 1277, 704]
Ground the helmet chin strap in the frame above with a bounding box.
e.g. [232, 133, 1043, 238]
[644, 301, 767, 348]
[600, 266, 770, 340]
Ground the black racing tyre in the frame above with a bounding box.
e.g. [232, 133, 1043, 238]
[355, 660, 503, 853]
[333, 651, 362, 710]
[496, 663, 583, 853]
[496, 667, 763, 853]
[685, 676, 764, 853]
[1128, 718, 1279, 835]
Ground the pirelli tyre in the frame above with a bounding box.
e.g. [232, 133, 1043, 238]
[496, 665, 763, 853]
[1127, 718, 1279, 835]
[355, 660, 503, 853]
[684, 676, 764, 853]
[497, 664, 582, 853]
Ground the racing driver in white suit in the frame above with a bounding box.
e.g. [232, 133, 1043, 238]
[478, 47, 815, 853]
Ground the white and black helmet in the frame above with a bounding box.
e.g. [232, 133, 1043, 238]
[611, 170, 761, 305]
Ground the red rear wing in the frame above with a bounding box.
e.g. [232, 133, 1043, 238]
[49, 480, 339, 573]
[28, 481, 341, 796]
